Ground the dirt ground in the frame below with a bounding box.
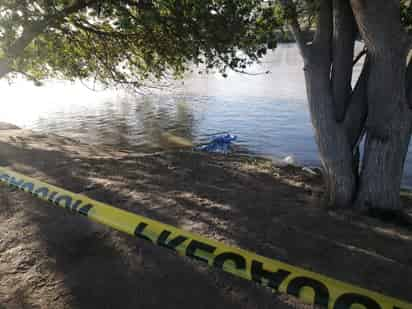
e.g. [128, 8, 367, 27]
[0, 124, 411, 309]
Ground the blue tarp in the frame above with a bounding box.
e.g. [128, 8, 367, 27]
[195, 133, 237, 154]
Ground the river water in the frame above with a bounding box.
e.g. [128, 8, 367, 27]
[2, 44, 412, 187]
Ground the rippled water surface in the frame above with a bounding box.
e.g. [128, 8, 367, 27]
[2, 44, 412, 187]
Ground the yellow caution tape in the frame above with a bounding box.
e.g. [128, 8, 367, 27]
[0, 166, 410, 309]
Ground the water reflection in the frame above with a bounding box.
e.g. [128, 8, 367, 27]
[0, 44, 411, 187]
[28, 96, 198, 152]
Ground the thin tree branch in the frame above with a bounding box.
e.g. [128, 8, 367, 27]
[228, 68, 270, 75]
[15, 70, 43, 85]
[353, 48, 367, 66]
[216, 55, 270, 75]
[72, 20, 137, 38]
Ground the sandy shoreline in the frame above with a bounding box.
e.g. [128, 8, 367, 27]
[0, 124, 411, 308]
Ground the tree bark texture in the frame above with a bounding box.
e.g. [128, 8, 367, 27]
[303, 0, 357, 208]
[304, 58, 357, 207]
[287, 0, 411, 210]
[351, 0, 412, 210]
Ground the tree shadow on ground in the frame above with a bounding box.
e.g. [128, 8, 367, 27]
[1, 134, 412, 308]
[0, 139, 297, 309]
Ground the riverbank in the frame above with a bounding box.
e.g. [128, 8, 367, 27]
[0, 125, 412, 308]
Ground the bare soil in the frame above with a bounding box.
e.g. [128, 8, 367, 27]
[0, 125, 411, 309]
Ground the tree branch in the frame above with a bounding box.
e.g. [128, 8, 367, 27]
[72, 20, 136, 38]
[15, 70, 43, 85]
[406, 58, 412, 107]
[278, 0, 309, 59]
[216, 55, 270, 75]
[332, 0, 357, 122]
[313, 0, 333, 49]
[343, 57, 369, 149]
[49, 0, 99, 22]
[353, 48, 367, 66]
[5, 19, 48, 57]
[351, 0, 408, 140]
[0, 0, 99, 78]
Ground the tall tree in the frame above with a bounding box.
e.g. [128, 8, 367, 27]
[279, 0, 411, 211]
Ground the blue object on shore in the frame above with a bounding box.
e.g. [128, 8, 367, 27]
[195, 133, 237, 154]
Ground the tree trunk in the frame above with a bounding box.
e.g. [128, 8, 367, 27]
[304, 49, 357, 208]
[351, 0, 412, 210]
[298, 1, 358, 208]
[357, 114, 411, 211]
[285, 0, 411, 211]
[355, 53, 411, 210]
